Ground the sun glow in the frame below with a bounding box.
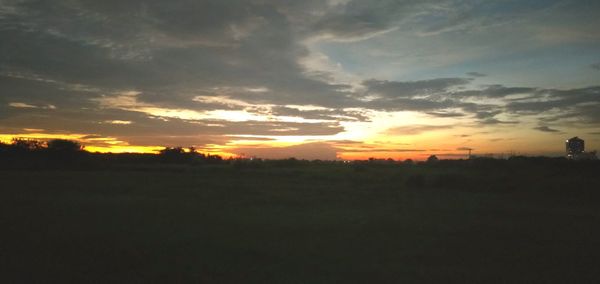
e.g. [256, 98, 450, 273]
[1, 94, 559, 160]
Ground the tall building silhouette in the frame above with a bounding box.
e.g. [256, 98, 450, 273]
[566, 136, 584, 159]
[566, 137, 597, 160]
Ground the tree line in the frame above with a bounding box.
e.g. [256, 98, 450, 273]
[1, 138, 598, 171]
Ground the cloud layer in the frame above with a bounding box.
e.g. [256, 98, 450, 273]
[1, 0, 599, 158]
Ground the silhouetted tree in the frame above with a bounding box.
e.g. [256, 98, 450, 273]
[11, 138, 45, 152]
[0, 141, 9, 152]
[205, 154, 223, 164]
[159, 147, 191, 163]
[426, 155, 439, 164]
[46, 139, 83, 153]
[159, 147, 186, 155]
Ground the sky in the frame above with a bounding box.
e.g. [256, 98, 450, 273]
[1, 0, 599, 160]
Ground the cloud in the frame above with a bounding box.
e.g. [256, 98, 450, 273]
[270, 106, 370, 122]
[479, 118, 519, 125]
[452, 85, 536, 98]
[474, 110, 502, 120]
[102, 120, 132, 125]
[363, 78, 471, 98]
[591, 62, 600, 70]
[8, 102, 38, 109]
[466, 72, 486, 77]
[1, 0, 600, 157]
[384, 125, 451, 136]
[310, 0, 428, 41]
[8, 102, 56, 109]
[506, 86, 600, 124]
[426, 111, 465, 118]
[534, 126, 561, 133]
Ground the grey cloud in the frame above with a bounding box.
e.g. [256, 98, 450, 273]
[308, 0, 533, 41]
[452, 85, 536, 98]
[270, 106, 370, 122]
[592, 62, 600, 70]
[479, 118, 519, 125]
[2, 0, 600, 150]
[426, 111, 465, 118]
[474, 110, 502, 120]
[364, 78, 471, 98]
[0, 0, 365, 138]
[466, 72, 486, 77]
[534, 126, 561, 133]
[366, 98, 459, 112]
[384, 125, 451, 135]
[0, 101, 345, 139]
[311, 0, 429, 40]
[0, 74, 101, 109]
[506, 86, 600, 124]
[1, 0, 350, 108]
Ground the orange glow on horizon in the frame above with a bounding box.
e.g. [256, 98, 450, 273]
[1, 125, 578, 160]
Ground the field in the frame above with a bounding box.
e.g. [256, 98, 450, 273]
[1, 160, 600, 283]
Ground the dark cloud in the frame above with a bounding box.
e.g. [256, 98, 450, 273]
[365, 97, 458, 112]
[466, 72, 486, 77]
[270, 106, 370, 122]
[452, 85, 536, 98]
[310, 0, 432, 40]
[384, 125, 451, 135]
[1, 0, 600, 154]
[426, 111, 465, 118]
[534, 126, 561, 133]
[479, 118, 519, 125]
[0, 0, 353, 109]
[364, 78, 471, 98]
[474, 110, 502, 120]
[591, 62, 600, 70]
[506, 86, 600, 124]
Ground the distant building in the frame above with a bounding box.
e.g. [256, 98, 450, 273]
[566, 137, 597, 160]
[566, 137, 584, 158]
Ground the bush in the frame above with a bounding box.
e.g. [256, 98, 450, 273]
[11, 138, 45, 152]
[46, 139, 83, 152]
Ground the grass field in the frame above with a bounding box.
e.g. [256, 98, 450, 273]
[1, 162, 600, 283]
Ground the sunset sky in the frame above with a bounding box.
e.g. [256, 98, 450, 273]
[1, 0, 599, 160]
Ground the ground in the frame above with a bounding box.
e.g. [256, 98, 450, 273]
[1, 161, 599, 283]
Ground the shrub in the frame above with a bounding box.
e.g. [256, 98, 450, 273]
[46, 139, 83, 152]
[11, 138, 45, 152]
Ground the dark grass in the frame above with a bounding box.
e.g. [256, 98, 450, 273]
[1, 162, 600, 283]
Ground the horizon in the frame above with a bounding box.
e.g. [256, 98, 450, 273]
[1, 1, 600, 160]
[1, 136, 594, 161]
